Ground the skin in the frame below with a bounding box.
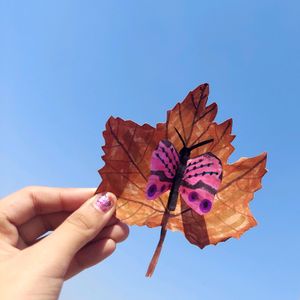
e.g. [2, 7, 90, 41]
[0, 186, 129, 300]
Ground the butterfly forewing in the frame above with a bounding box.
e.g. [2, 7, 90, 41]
[179, 152, 222, 215]
[146, 140, 179, 200]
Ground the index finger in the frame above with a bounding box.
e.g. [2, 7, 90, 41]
[0, 186, 96, 226]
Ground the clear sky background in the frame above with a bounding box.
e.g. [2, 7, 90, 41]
[1, 1, 300, 299]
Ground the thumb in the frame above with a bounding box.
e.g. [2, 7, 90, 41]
[39, 192, 116, 263]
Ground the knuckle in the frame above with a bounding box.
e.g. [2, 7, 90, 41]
[109, 239, 117, 252]
[122, 224, 130, 240]
[104, 239, 116, 255]
[21, 186, 39, 194]
[23, 186, 42, 214]
[0, 212, 17, 241]
[66, 212, 97, 235]
[20, 186, 40, 202]
[117, 223, 129, 242]
[0, 213, 9, 231]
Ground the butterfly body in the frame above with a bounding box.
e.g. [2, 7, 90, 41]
[146, 137, 222, 216]
[167, 146, 191, 211]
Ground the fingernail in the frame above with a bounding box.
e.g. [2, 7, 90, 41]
[93, 193, 113, 212]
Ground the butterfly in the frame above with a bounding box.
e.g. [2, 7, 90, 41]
[146, 128, 223, 215]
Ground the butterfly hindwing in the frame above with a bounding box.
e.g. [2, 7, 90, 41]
[146, 140, 179, 200]
[179, 152, 222, 215]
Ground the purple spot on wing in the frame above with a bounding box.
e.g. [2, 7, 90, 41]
[199, 199, 212, 213]
[188, 191, 199, 202]
[147, 184, 157, 197]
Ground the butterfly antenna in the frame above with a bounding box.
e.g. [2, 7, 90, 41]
[189, 138, 214, 151]
[174, 127, 186, 147]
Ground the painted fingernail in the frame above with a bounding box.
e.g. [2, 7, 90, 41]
[93, 193, 113, 212]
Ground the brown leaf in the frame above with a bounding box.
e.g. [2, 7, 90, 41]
[97, 83, 267, 276]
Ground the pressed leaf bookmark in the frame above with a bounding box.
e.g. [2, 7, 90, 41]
[96, 83, 267, 277]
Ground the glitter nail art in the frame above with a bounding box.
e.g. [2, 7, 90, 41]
[94, 194, 112, 212]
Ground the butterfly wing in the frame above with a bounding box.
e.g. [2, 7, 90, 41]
[146, 140, 179, 200]
[179, 152, 222, 215]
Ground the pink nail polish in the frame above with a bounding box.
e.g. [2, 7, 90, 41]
[93, 194, 112, 212]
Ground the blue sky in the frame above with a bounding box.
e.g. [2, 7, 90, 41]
[1, 1, 300, 299]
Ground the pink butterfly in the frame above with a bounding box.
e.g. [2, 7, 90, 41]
[146, 129, 222, 215]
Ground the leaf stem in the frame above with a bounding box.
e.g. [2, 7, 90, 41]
[145, 213, 169, 277]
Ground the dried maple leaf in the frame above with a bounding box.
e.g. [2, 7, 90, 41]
[96, 83, 267, 277]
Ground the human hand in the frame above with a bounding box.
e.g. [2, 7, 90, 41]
[0, 187, 129, 300]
